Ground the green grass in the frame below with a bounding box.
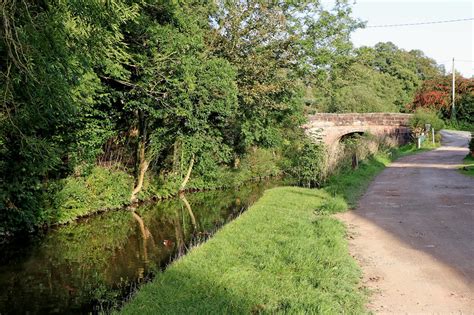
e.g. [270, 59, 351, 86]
[460, 154, 474, 177]
[323, 152, 392, 208]
[118, 187, 367, 315]
[395, 140, 440, 157]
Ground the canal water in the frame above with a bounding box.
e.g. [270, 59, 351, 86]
[0, 180, 283, 314]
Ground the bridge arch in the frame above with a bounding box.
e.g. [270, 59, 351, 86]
[303, 113, 412, 147]
[339, 131, 366, 143]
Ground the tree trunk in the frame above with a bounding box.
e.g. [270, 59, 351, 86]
[179, 153, 195, 192]
[131, 109, 148, 202]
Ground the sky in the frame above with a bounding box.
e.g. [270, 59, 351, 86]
[338, 0, 474, 77]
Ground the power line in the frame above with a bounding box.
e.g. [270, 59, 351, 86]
[438, 60, 474, 64]
[366, 17, 474, 28]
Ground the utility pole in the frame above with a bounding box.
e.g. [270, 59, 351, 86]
[451, 57, 456, 121]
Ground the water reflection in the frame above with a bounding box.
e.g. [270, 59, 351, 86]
[0, 180, 281, 314]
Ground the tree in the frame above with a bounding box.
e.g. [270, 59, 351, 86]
[355, 42, 441, 110]
[410, 75, 474, 123]
[109, 1, 238, 200]
[208, 0, 361, 149]
[0, 0, 137, 230]
[321, 63, 403, 112]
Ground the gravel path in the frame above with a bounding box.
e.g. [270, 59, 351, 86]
[337, 130, 474, 314]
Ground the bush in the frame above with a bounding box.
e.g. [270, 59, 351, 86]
[238, 147, 282, 180]
[409, 108, 445, 136]
[49, 167, 133, 224]
[287, 141, 327, 188]
[445, 120, 474, 132]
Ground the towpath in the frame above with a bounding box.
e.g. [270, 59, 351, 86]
[338, 130, 474, 314]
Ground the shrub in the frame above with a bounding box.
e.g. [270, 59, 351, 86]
[287, 141, 327, 188]
[50, 167, 133, 224]
[409, 108, 445, 136]
[239, 147, 282, 180]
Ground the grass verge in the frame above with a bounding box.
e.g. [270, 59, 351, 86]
[460, 154, 474, 177]
[394, 140, 440, 157]
[444, 121, 474, 133]
[118, 186, 366, 314]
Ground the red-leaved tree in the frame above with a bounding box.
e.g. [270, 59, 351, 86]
[410, 76, 474, 122]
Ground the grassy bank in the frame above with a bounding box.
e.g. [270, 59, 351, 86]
[30, 148, 283, 229]
[461, 154, 474, 177]
[118, 186, 366, 314]
[43, 139, 435, 227]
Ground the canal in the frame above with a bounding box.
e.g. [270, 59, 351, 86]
[0, 180, 283, 314]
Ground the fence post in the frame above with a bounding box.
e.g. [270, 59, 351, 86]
[432, 128, 435, 145]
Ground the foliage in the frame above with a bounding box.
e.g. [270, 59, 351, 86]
[238, 148, 282, 180]
[409, 108, 445, 136]
[356, 43, 441, 110]
[208, 1, 361, 148]
[312, 42, 442, 113]
[410, 75, 474, 124]
[286, 141, 327, 188]
[49, 167, 133, 224]
[1, 0, 448, 236]
[319, 63, 403, 113]
[0, 0, 138, 231]
[0, 0, 370, 234]
[444, 120, 474, 132]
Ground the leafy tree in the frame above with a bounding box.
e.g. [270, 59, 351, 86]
[411, 75, 474, 123]
[321, 63, 403, 112]
[111, 1, 239, 200]
[1, 0, 384, 234]
[355, 42, 441, 110]
[0, 0, 137, 230]
[311, 41, 443, 113]
[208, 0, 361, 149]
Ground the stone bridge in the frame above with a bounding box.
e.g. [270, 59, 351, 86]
[303, 113, 413, 146]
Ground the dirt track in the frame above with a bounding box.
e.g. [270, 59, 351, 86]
[337, 130, 474, 314]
